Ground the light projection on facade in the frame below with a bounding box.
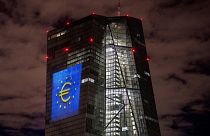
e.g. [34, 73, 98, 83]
[51, 64, 82, 121]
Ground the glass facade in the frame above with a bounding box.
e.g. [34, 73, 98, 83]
[105, 18, 147, 136]
[46, 16, 106, 136]
[46, 15, 161, 136]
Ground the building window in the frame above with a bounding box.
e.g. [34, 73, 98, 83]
[81, 77, 95, 83]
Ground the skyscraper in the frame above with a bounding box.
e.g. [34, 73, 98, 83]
[46, 14, 161, 136]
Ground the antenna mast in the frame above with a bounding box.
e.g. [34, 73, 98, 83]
[117, 0, 121, 16]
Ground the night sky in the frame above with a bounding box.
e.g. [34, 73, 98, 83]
[0, 0, 210, 136]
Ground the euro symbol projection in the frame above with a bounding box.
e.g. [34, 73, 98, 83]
[59, 82, 71, 103]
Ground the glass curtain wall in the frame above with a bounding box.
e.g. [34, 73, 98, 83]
[105, 19, 147, 136]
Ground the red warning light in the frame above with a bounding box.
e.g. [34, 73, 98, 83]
[145, 56, 151, 61]
[126, 13, 129, 16]
[89, 37, 94, 43]
[92, 12, 96, 15]
[66, 21, 70, 26]
[45, 29, 49, 34]
[64, 47, 69, 52]
[44, 55, 49, 60]
[140, 17, 143, 21]
[131, 48, 136, 53]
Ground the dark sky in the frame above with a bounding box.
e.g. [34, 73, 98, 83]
[0, 0, 210, 136]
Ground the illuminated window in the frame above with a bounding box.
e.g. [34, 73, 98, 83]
[134, 74, 141, 78]
[144, 71, 150, 77]
[81, 77, 95, 83]
[122, 127, 128, 131]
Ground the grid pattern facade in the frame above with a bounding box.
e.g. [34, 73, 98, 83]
[46, 15, 161, 136]
[46, 16, 106, 136]
[105, 19, 147, 136]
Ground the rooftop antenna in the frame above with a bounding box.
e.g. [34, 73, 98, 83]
[117, 0, 121, 16]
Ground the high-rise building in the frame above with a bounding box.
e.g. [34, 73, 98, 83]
[46, 14, 161, 136]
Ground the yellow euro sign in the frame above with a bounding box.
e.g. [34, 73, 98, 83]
[59, 82, 71, 103]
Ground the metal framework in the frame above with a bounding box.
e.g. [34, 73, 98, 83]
[46, 15, 161, 136]
[105, 20, 147, 136]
